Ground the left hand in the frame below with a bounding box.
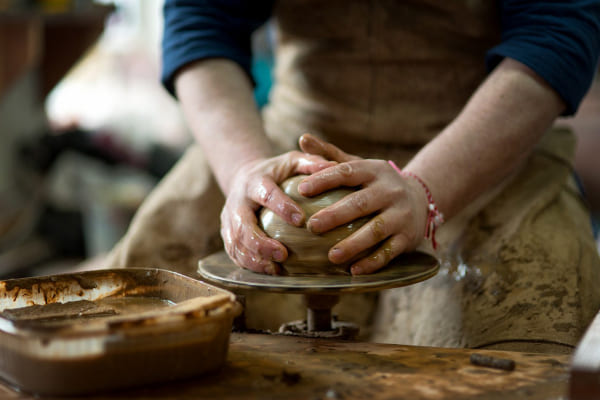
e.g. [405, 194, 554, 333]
[298, 134, 429, 275]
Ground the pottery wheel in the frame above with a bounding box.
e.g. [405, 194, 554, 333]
[198, 250, 439, 339]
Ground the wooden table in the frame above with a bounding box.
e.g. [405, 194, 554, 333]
[0, 333, 570, 400]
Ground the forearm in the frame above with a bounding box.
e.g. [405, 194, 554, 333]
[404, 58, 566, 219]
[174, 59, 273, 195]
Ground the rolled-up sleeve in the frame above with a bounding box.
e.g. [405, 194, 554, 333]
[161, 0, 274, 97]
[486, 0, 600, 115]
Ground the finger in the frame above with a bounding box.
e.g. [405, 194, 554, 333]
[290, 151, 337, 175]
[299, 133, 361, 163]
[307, 187, 386, 233]
[221, 221, 270, 274]
[221, 206, 285, 274]
[350, 234, 409, 275]
[328, 212, 400, 264]
[298, 160, 378, 197]
[249, 177, 305, 226]
[237, 207, 288, 263]
[232, 238, 282, 275]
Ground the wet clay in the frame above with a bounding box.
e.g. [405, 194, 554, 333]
[1, 297, 174, 329]
[259, 175, 370, 275]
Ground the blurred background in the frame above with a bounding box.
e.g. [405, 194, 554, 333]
[0, 0, 596, 279]
[0, 0, 274, 278]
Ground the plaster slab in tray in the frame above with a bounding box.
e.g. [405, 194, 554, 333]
[0, 268, 241, 396]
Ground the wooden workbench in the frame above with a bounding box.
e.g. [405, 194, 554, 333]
[0, 333, 570, 400]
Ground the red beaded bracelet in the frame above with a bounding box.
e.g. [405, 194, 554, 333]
[388, 160, 445, 250]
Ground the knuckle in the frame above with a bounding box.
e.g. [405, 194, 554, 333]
[390, 183, 407, 199]
[394, 211, 417, 242]
[370, 215, 387, 241]
[398, 229, 417, 247]
[263, 188, 275, 205]
[379, 238, 396, 264]
[350, 192, 370, 213]
[374, 159, 388, 168]
[365, 252, 381, 266]
[258, 183, 276, 205]
[337, 163, 353, 177]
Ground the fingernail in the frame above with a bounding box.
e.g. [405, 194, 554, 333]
[307, 217, 320, 233]
[298, 182, 311, 193]
[351, 265, 363, 275]
[273, 249, 284, 262]
[291, 212, 303, 225]
[330, 247, 344, 261]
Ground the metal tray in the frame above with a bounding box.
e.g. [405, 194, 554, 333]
[0, 268, 241, 396]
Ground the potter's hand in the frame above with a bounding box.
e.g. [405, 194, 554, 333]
[298, 134, 429, 275]
[221, 151, 335, 275]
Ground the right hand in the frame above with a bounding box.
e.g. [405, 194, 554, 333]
[221, 151, 335, 274]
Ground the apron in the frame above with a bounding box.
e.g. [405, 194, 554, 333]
[106, 0, 600, 351]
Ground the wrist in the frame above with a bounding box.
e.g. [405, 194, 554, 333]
[388, 161, 445, 250]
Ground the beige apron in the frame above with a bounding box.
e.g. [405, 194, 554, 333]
[106, 0, 600, 351]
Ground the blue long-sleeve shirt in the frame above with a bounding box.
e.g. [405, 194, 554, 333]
[162, 0, 600, 115]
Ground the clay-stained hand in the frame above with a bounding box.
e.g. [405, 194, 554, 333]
[221, 151, 335, 275]
[298, 134, 429, 275]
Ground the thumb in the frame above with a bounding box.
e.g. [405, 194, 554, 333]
[299, 133, 361, 163]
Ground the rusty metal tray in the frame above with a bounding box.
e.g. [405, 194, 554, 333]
[0, 268, 241, 396]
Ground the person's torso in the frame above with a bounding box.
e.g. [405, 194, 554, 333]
[263, 0, 500, 154]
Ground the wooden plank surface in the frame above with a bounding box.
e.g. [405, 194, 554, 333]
[0, 333, 570, 400]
